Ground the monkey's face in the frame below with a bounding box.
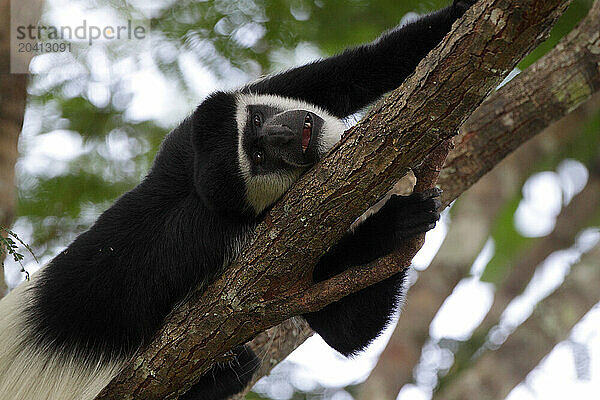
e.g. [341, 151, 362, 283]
[242, 105, 325, 170]
[236, 94, 346, 214]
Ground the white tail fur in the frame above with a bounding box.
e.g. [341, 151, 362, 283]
[0, 274, 124, 400]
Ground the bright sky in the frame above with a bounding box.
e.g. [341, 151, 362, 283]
[5, 1, 600, 399]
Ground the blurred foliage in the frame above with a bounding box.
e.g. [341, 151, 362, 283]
[481, 112, 600, 283]
[153, 0, 454, 73]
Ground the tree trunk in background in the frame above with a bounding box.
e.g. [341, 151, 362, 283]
[436, 243, 600, 400]
[438, 152, 600, 391]
[0, 0, 33, 295]
[0, 78, 24, 295]
[232, 318, 314, 400]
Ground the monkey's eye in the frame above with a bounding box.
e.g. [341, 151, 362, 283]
[252, 151, 264, 165]
[252, 114, 262, 127]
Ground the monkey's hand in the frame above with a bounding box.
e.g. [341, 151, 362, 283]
[312, 188, 441, 283]
[383, 188, 442, 239]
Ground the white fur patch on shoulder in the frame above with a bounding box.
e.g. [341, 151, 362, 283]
[0, 272, 124, 400]
[235, 93, 346, 214]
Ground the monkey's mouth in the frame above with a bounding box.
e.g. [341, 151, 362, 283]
[301, 113, 313, 153]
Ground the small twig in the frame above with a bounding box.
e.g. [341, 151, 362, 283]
[0, 225, 37, 280]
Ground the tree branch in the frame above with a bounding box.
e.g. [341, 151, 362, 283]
[95, 1, 571, 398]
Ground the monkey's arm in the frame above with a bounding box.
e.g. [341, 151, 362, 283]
[303, 189, 440, 355]
[245, 1, 476, 118]
[313, 189, 440, 281]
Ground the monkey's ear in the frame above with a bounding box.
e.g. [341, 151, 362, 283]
[190, 91, 238, 146]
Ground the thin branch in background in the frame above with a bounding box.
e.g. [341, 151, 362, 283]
[437, 159, 600, 392]
[436, 242, 600, 400]
[0, 225, 37, 280]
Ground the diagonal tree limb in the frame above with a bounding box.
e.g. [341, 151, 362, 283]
[95, 1, 571, 398]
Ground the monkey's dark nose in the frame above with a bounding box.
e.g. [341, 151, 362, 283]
[261, 125, 295, 146]
[262, 109, 309, 147]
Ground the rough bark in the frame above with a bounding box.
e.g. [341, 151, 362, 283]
[240, 3, 600, 396]
[436, 243, 600, 400]
[0, 0, 37, 294]
[95, 1, 571, 398]
[236, 317, 314, 397]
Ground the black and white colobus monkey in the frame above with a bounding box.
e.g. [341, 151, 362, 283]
[0, 1, 475, 399]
